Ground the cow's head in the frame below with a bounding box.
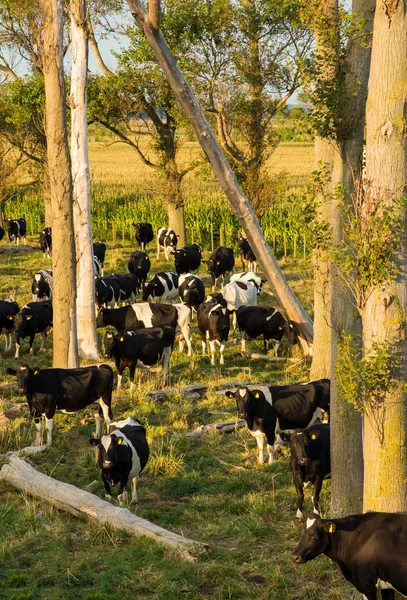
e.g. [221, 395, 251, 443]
[173, 248, 186, 263]
[225, 387, 269, 420]
[237, 237, 248, 252]
[280, 428, 320, 467]
[6, 364, 36, 393]
[142, 277, 162, 302]
[208, 303, 230, 341]
[102, 331, 117, 357]
[96, 308, 109, 328]
[292, 514, 336, 564]
[207, 257, 222, 277]
[14, 310, 34, 338]
[90, 434, 131, 483]
[206, 293, 227, 307]
[283, 320, 298, 345]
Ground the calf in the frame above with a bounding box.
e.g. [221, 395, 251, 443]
[238, 237, 256, 272]
[197, 301, 230, 366]
[7, 218, 27, 245]
[216, 280, 259, 330]
[280, 423, 330, 518]
[142, 272, 179, 303]
[173, 244, 202, 275]
[157, 227, 178, 260]
[0, 299, 19, 351]
[93, 242, 107, 276]
[95, 276, 121, 309]
[40, 227, 52, 258]
[32, 269, 53, 301]
[6, 364, 113, 447]
[103, 326, 175, 388]
[14, 300, 53, 358]
[236, 305, 297, 356]
[128, 251, 151, 292]
[179, 273, 205, 310]
[292, 512, 407, 600]
[90, 417, 149, 505]
[133, 222, 154, 251]
[207, 246, 235, 290]
[0, 226, 4, 242]
[225, 381, 330, 464]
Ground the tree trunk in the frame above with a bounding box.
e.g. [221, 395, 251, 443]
[362, 0, 407, 512]
[70, 0, 99, 360]
[43, 171, 53, 227]
[168, 202, 186, 248]
[41, 0, 79, 368]
[126, 0, 314, 354]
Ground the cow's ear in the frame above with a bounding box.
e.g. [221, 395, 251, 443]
[25, 315, 32, 320]
[89, 438, 100, 446]
[6, 368, 17, 376]
[7, 315, 14, 320]
[225, 390, 235, 398]
[323, 521, 336, 534]
[33, 368, 40, 375]
[279, 431, 292, 443]
[308, 430, 320, 441]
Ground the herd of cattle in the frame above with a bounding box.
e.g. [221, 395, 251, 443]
[2, 219, 406, 598]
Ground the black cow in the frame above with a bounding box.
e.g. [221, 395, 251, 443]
[225, 381, 330, 464]
[95, 276, 121, 309]
[292, 512, 407, 599]
[0, 299, 19, 352]
[14, 300, 53, 358]
[93, 242, 107, 276]
[157, 227, 178, 260]
[236, 305, 297, 356]
[0, 226, 4, 242]
[179, 273, 205, 310]
[6, 364, 113, 447]
[197, 301, 230, 366]
[133, 222, 154, 251]
[108, 274, 138, 304]
[103, 326, 176, 388]
[31, 269, 53, 301]
[238, 237, 256, 272]
[173, 244, 202, 275]
[207, 246, 235, 291]
[90, 417, 149, 505]
[40, 227, 52, 258]
[142, 272, 179, 303]
[128, 251, 151, 292]
[7, 218, 27, 245]
[280, 423, 330, 518]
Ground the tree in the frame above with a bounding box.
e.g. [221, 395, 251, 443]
[41, 0, 79, 368]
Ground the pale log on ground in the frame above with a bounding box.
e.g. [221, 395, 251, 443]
[187, 420, 246, 438]
[0, 454, 205, 561]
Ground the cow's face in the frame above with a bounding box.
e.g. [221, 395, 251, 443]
[237, 237, 248, 252]
[96, 309, 107, 328]
[208, 304, 230, 341]
[90, 434, 130, 484]
[284, 321, 298, 345]
[142, 278, 162, 302]
[226, 387, 252, 419]
[173, 249, 186, 266]
[6, 364, 33, 393]
[14, 311, 34, 337]
[292, 516, 335, 564]
[102, 332, 116, 357]
[32, 273, 49, 296]
[208, 258, 222, 277]
[281, 429, 320, 467]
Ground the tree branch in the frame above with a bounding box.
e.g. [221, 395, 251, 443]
[0, 63, 19, 80]
[98, 119, 161, 170]
[86, 14, 116, 78]
[149, 0, 160, 31]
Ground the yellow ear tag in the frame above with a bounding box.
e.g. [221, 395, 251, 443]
[311, 434, 317, 440]
[120, 336, 124, 342]
[26, 315, 32, 320]
[329, 524, 335, 533]
[117, 438, 123, 445]
[255, 392, 260, 398]
[33, 369, 40, 375]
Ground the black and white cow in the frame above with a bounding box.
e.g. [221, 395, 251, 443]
[238, 237, 256, 272]
[6, 363, 113, 447]
[14, 300, 53, 358]
[173, 244, 202, 275]
[0, 226, 4, 242]
[90, 417, 149, 505]
[0, 299, 19, 352]
[236, 305, 297, 356]
[230, 271, 263, 291]
[211, 280, 258, 330]
[133, 222, 154, 251]
[292, 512, 407, 600]
[128, 251, 151, 293]
[197, 301, 230, 366]
[93, 255, 101, 276]
[31, 269, 53, 301]
[93, 242, 107, 276]
[95, 276, 121, 309]
[40, 227, 52, 258]
[225, 381, 330, 464]
[207, 246, 235, 291]
[142, 272, 179, 304]
[109, 274, 138, 304]
[280, 422, 330, 518]
[7, 218, 27, 245]
[157, 227, 179, 260]
[179, 273, 205, 310]
[103, 326, 176, 388]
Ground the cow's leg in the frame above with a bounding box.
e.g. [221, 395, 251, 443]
[129, 361, 137, 391]
[24, 236, 26, 246]
[34, 418, 42, 446]
[263, 337, 268, 355]
[232, 312, 237, 332]
[131, 477, 138, 504]
[117, 373, 123, 390]
[293, 469, 305, 517]
[45, 417, 54, 447]
[312, 475, 324, 515]
[241, 336, 246, 354]
[185, 327, 193, 357]
[274, 340, 281, 357]
[178, 339, 185, 354]
[29, 335, 35, 355]
[17, 236, 20, 246]
[94, 408, 102, 439]
[6, 333, 11, 352]
[39, 331, 46, 352]
[102, 471, 112, 502]
[14, 338, 20, 359]
[164, 246, 169, 261]
[156, 242, 160, 259]
[254, 433, 266, 464]
[161, 347, 171, 386]
[201, 340, 206, 356]
[117, 475, 129, 506]
[209, 340, 216, 366]
[219, 342, 226, 365]
[266, 443, 275, 465]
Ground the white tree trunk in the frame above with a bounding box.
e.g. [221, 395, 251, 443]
[70, 0, 99, 360]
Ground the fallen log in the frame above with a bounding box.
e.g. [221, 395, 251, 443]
[0, 245, 37, 254]
[249, 354, 302, 363]
[187, 419, 246, 439]
[0, 454, 206, 561]
[147, 381, 249, 401]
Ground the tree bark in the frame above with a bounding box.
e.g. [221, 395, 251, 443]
[41, 0, 79, 368]
[70, 0, 99, 360]
[168, 202, 186, 248]
[126, 0, 314, 354]
[362, 0, 407, 512]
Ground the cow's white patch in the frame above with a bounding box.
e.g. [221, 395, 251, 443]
[376, 580, 397, 591]
[257, 386, 273, 406]
[221, 308, 226, 315]
[209, 303, 223, 315]
[239, 388, 246, 397]
[101, 435, 112, 453]
[110, 417, 140, 429]
[306, 517, 316, 529]
[296, 509, 304, 518]
[266, 309, 279, 321]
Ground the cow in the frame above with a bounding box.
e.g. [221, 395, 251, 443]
[93, 242, 107, 276]
[280, 422, 330, 518]
[157, 227, 179, 260]
[229, 271, 263, 289]
[14, 300, 53, 359]
[128, 251, 151, 292]
[292, 512, 407, 600]
[31, 269, 53, 301]
[238, 237, 256, 272]
[109, 274, 138, 304]
[102, 326, 176, 389]
[197, 301, 230, 366]
[236, 305, 297, 356]
[207, 246, 235, 291]
[95, 276, 121, 309]
[142, 272, 179, 304]
[0, 299, 19, 352]
[133, 222, 154, 251]
[93, 255, 101, 276]
[89, 417, 149, 505]
[173, 244, 202, 275]
[179, 273, 205, 310]
[0, 226, 4, 242]
[7, 218, 27, 245]
[6, 363, 113, 447]
[225, 381, 330, 464]
[211, 280, 259, 330]
[40, 227, 52, 259]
